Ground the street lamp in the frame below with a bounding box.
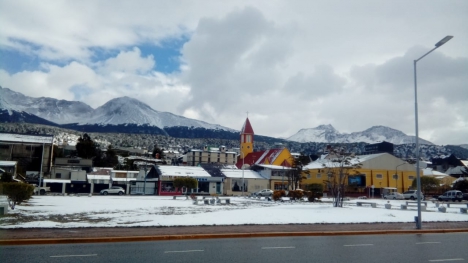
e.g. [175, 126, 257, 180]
[240, 152, 245, 197]
[395, 162, 407, 192]
[413, 35, 453, 229]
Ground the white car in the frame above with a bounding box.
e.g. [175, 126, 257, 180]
[100, 186, 125, 195]
[384, 192, 405, 200]
[255, 189, 274, 197]
[402, 190, 424, 200]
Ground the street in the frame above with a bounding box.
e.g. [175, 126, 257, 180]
[2, 233, 468, 263]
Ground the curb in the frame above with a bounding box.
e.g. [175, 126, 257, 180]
[1, 229, 468, 246]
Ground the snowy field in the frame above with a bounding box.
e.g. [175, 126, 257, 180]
[0, 195, 467, 229]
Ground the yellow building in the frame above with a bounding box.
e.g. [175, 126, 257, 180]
[302, 153, 421, 196]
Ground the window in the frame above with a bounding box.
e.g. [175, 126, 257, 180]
[408, 176, 415, 180]
[392, 174, 398, 179]
[307, 174, 311, 179]
[55, 173, 61, 178]
[317, 173, 321, 178]
[376, 174, 383, 179]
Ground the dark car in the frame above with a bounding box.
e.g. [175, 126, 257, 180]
[438, 190, 463, 202]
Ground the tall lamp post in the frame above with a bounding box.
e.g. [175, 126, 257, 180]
[395, 162, 407, 192]
[413, 35, 453, 229]
[241, 152, 245, 197]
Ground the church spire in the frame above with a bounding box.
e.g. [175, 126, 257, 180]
[240, 117, 254, 159]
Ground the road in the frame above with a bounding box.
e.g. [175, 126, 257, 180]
[2, 233, 467, 263]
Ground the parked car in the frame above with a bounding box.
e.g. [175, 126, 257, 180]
[255, 189, 273, 197]
[33, 184, 50, 195]
[383, 192, 405, 200]
[438, 190, 463, 202]
[402, 190, 424, 200]
[100, 186, 125, 195]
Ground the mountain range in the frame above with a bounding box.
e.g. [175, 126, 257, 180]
[1, 86, 434, 145]
[287, 124, 433, 145]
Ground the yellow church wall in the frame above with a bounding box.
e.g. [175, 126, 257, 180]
[270, 149, 293, 166]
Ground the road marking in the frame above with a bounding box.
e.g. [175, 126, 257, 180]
[50, 254, 97, 258]
[344, 244, 374, 247]
[429, 259, 464, 262]
[416, 242, 441, 244]
[164, 250, 204, 253]
[261, 246, 295, 249]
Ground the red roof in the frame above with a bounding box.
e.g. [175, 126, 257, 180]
[240, 118, 254, 134]
[235, 149, 290, 168]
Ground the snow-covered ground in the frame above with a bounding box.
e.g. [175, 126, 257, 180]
[1, 195, 467, 229]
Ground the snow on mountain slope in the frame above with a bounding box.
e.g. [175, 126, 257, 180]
[0, 87, 93, 124]
[84, 96, 230, 130]
[287, 124, 343, 143]
[0, 87, 234, 131]
[287, 125, 433, 145]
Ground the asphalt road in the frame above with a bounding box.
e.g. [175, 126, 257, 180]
[2, 233, 468, 263]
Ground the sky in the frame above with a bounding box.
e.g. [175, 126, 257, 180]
[2, 195, 467, 228]
[0, 1, 467, 145]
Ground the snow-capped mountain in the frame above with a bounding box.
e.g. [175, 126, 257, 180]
[0, 87, 93, 124]
[84, 96, 228, 130]
[0, 87, 233, 131]
[287, 125, 433, 145]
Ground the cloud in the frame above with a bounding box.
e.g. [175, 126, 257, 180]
[0, 48, 189, 112]
[0, 1, 467, 145]
[283, 65, 346, 97]
[179, 7, 294, 122]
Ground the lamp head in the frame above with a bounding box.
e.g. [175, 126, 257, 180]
[435, 36, 453, 47]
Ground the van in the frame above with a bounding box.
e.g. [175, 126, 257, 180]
[438, 190, 463, 202]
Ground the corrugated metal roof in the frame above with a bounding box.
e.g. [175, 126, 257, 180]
[0, 133, 54, 144]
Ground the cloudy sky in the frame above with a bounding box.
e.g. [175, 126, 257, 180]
[0, 1, 467, 145]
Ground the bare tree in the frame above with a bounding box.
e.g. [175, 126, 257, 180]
[322, 146, 361, 207]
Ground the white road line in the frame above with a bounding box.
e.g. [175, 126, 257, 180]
[261, 246, 295, 250]
[429, 259, 464, 262]
[344, 244, 374, 247]
[416, 242, 441, 244]
[50, 254, 97, 258]
[164, 250, 204, 253]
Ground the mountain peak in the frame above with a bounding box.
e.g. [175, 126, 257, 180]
[288, 125, 433, 145]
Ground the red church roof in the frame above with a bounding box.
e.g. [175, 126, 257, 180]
[235, 149, 291, 168]
[241, 118, 254, 134]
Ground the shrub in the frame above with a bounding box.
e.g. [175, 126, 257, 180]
[0, 182, 34, 210]
[288, 190, 304, 200]
[305, 184, 323, 202]
[272, 190, 286, 201]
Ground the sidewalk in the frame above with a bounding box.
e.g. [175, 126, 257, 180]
[1, 222, 468, 244]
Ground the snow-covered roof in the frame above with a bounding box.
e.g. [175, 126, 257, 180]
[0, 161, 17, 167]
[44, 179, 71, 183]
[423, 168, 449, 177]
[461, 160, 468, 167]
[0, 133, 54, 144]
[303, 153, 385, 170]
[157, 166, 211, 178]
[255, 164, 293, 170]
[87, 175, 110, 180]
[221, 169, 266, 179]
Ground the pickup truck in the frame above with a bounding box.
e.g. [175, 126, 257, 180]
[33, 185, 50, 195]
[402, 190, 424, 200]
